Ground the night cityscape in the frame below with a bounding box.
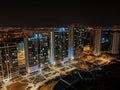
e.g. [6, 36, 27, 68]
[0, 1, 120, 90]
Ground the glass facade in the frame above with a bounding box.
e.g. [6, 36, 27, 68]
[54, 28, 69, 64]
[25, 33, 50, 72]
[101, 30, 111, 51]
[0, 42, 18, 79]
[73, 26, 90, 58]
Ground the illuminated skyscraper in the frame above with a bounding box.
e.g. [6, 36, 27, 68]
[53, 28, 69, 65]
[68, 24, 91, 59]
[101, 29, 112, 52]
[68, 25, 74, 60]
[50, 31, 55, 64]
[100, 28, 120, 55]
[111, 31, 120, 54]
[17, 41, 26, 74]
[24, 33, 50, 73]
[0, 29, 24, 82]
[93, 28, 101, 56]
[0, 42, 19, 81]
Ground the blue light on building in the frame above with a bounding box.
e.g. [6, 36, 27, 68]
[34, 34, 43, 39]
[55, 28, 68, 32]
[68, 47, 74, 60]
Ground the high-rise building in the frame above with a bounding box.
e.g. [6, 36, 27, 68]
[111, 31, 120, 54]
[0, 42, 19, 81]
[93, 28, 101, 56]
[68, 25, 74, 60]
[53, 28, 69, 65]
[24, 32, 50, 73]
[17, 41, 26, 74]
[94, 27, 120, 56]
[50, 31, 55, 65]
[68, 24, 91, 59]
[101, 29, 112, 52]
[0, 28, 24, 82]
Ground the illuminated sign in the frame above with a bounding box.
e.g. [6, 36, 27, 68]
[28, 65, 39, 73]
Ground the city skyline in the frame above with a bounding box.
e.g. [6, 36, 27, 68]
[0, 25, 120, 90]
[0, 1, 120, 89]
[0, 1, 120, 27]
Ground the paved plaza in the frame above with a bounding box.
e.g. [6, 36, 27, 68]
[6, 82, 28, 90]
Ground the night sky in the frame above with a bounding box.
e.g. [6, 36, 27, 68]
[0, 1, 120, 27]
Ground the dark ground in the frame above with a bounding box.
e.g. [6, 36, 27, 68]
[53, 62, 120, 90]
